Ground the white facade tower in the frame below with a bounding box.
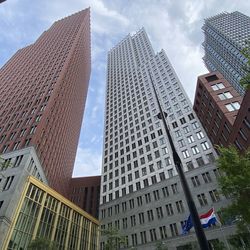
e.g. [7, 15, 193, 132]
[100, 29, 234, 249]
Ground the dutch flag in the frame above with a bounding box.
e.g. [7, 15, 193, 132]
[182, 208, 218, 234]
[200, 208, 217, 228]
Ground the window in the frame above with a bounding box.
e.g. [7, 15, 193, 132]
[175, 130, 181, 138]
[145, 193, 151, 203]
[168, 169, 174, 178]
[151, 175, 157, 184]
[201, 141, 210, 150]
[129, 199, 134, 209]
[192, 121, 199, 129]
[147, 209, 154, 221]
[162, 186, 169, 197]
[122, 218, 128, 229]
[122, 202, 127, 212]
[182, 150, 190, 159]
[188, 113, 195, 120]
[171, 183, 178, 194]
[209, 189, 220, 202]
[156, 207, 163, 219]
[155, 150, 160, 159]
[191, 176, 200, 187]
[136, 182, 141, 191]
[150, 229, 157, 241]
[172, 122, 178, 128]
[131, 233, 137, 246]
[139, 212, 145, 224]
[186, 161, 194, 170]
[211, 82, 225, 91]
[140, 231, 147, 244]
[178, 139, 185, 147]
[176, 200, 185, 213]
[170, 223, 178, 236]
[153, 190, 160, 200]
[135, 171, 139, 179]
[218, 91, 233, 100]
[108, 207, 112, 217]
[143, 179, 149, 187]
[202, 172, 212, 183]
[137, 196, 143, 206]
[187, 135, 194, 143]
[196, 131, 204, 139]
[207, 153, 215, 163]
[196, 157, 205, 167]
[226, 102, 240, 111]
[197, 193, 208, 206]
[162, 147, 168, 155]
[159, 226, 167, 239]
[115, 204, 119, 214]
[191, 146, 200, 155]
[149, 164, 154, 172]
[183, 126, 190, 133]
[166, 203, 174, 216]
[165, 157, 171, 166]
[180, 117, 186, 124]
[3, 176, 14, 190]
[130, 215, 136, 227]
[157, 161, 162, 169]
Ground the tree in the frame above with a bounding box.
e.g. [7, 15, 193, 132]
[155, 241, 168, 250]
[101, 227, 127, 250]
[209, 239, 226, 250]
[28, 238, 58, 250]
[240, 40, 250, 89]
[216, 146, 250, 232]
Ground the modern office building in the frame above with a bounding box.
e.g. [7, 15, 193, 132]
[100, 29, 235, 249]
[0, 8, 91, 196]
[202, 11, 250, 95]
[194, 71, 250, 152]
[69, 176, 101, 219]
[0, 148, 100, 249]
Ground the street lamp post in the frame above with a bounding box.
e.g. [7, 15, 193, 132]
[149, 73, 210, 250]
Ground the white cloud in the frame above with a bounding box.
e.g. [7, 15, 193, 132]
[72, 147, 102, 177]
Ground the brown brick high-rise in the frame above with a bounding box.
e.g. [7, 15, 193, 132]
[0, 9, 91, 196]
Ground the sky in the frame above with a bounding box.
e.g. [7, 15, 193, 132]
[0, 0, 249, 177]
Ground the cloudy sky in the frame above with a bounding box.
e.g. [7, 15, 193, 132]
[0, 0, 249, 177]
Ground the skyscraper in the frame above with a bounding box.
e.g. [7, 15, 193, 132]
[100, 29, 234, 249]
[202, 11, 250, 95]
[0, 8, 91, 195]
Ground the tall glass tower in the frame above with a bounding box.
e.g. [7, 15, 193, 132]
[202, 11, 250, 95]
[100, 29, 233, 249]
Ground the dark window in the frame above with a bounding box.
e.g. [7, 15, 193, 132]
[205, 74, 218, 82]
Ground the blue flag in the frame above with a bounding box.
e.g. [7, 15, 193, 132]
[182, 215, 193, 234]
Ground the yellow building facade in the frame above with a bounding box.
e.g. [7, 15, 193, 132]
[2, 176, 100, 250]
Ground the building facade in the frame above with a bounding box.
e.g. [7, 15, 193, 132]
[100, 29, 235, 249]
[1, 174, 99, 250]
[193, 71, 242, 147]
[0, 147, 48, 249]
[202, 11, 250, 95]
[194, 71, 250, 152]
[69, 176, 101, 219]
[229, 89, 250, 151]
[0, 8, 91, 196]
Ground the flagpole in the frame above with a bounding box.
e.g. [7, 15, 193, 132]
[149, 72, 210, 250]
